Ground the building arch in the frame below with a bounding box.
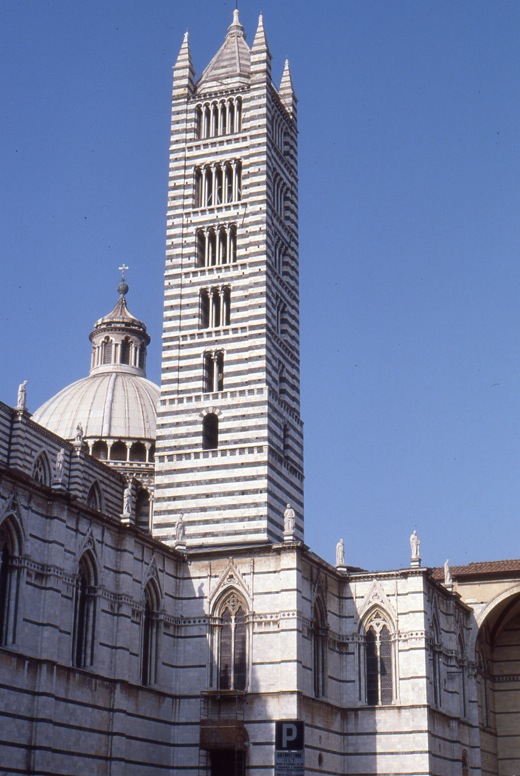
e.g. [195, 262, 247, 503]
[431, 614, 443, 708]
[0, 514, 23, 646]
[86, 481, 104, 512]
[91, 440, 108, 461]
[475, 590, 520, 773]
[211, 588, 248, 692]
[312, 597, 328, 698]
[72, 551, 97, 668]
[141, 579, 161, 686]
[32, 451, 51, 486]
[359, 606, 395, 706]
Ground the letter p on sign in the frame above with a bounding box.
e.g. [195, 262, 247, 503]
[275, 720, 304, 751]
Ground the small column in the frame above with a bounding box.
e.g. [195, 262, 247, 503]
[226, 100, 232, 135]
[204, 229, 210, 267]
[216, 229, 222, 266]
[212, 354, 219, 393]
[211, 163, 218, 207]
[201, 167, 208, 207]
[234, 99, 241, 133]
[219, 286, 228, 326]
[226, 226, 231, 264]
[231, 161, 237, 202]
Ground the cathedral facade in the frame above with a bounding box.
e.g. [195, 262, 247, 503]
[1, 12, 519, 776]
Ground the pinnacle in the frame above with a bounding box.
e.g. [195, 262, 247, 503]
[252, 13, 270, 52]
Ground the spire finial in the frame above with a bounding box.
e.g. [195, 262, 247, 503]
[118, 264, 129, 297]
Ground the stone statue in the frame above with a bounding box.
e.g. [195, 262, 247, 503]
[54, 449, 65, 482]
[284, 503, 296, 534]
[444, 559, 452, 585]
[123, 482, 133, 515]
[175, 514, 186, 543]
[75, 423, 84, 443]
[336, 538, 345, 567]
[410, 530, 420, 561]
[17, 380, 28, 410]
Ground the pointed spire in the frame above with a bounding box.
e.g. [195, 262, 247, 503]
[279, 58, 297, 116]
[197, 10, 250, 94]
[173, 31, 195, 98]
[251, 14, 272, 80]
[252, 14, 269, 51]
[228, 8, 244, 36]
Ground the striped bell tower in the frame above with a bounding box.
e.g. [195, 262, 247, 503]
[153, 11, 303, 548]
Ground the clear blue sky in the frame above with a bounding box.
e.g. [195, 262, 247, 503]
[2, 1, 520, 571]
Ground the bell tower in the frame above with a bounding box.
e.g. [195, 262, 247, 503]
[154, 11, 303, 547]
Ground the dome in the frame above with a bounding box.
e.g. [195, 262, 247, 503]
[32, 274, 160, 470]
[32, 372, 159, 442]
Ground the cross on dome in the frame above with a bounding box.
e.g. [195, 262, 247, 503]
[118, 265, 129, 297]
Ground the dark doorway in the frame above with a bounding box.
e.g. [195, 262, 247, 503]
[210, 749, 245, 776]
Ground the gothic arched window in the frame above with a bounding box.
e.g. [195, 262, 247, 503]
[142, 581, 160, 686]
[86, 481, 103, 512]
[312, 601, 327, 698]
[431, 617, 442, 708]
[32, 452, 51, 486]
[72, 552, 97, 668]
[0, 517, 22, 646]
[218, 592, 247, 691]
[364, 610, 393, 705]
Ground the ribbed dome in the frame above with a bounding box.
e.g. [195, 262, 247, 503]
[32, 372, 159, 442]
[33, 275, 160, 462]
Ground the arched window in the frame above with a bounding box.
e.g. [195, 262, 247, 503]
[72, 552, 97, 668]
[431, 617, 442, 708]
[135, 489, 150, 532]
[364, 610, 393, 705]
[130, 442, 147, 462]
[102, 338, 112, 364]
[142, 581, 160, 686]
[91, 440, 108, 461]
[110, 441, 127, 462]
[120, 338, 131, 365]
[218, 592, 247, 691]
[203, 351, 224, 393]
[86, 481, 103, 511]
[0, 517, 22, 646]
[32, 452, 51, 485]
[148, 444, 155, 463]
[203, 414, 219, 450]
[313, 601, 327, 698]
[200, 289, 210, 329]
